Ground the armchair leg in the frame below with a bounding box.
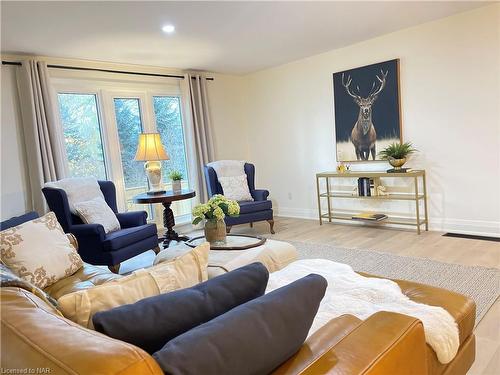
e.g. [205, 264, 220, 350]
[250, 222, 253, 228]
[153, 245, 161, 254]
[226, 226, 232, 234]
[108, 263, 121, 274]
[267, 220, 275, 234]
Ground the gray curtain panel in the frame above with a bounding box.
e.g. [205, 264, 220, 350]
[16, 60, 68, 213]
[187, 74, 215, 202]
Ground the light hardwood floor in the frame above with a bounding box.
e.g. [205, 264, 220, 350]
[217, 217, 500, 375]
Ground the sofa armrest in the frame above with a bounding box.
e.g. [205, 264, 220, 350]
[1, 287, 162, 375]
[69, 224, 106, 261]
[252, 189, 269, 201]
[272, 312, 427, 375]
[116, 211, 148, 228]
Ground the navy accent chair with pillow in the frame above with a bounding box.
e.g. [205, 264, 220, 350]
[42, 181, 159, 273]
[204, 163, 275, 234]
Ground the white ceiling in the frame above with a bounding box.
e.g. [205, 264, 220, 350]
[1, 1, 489, 74]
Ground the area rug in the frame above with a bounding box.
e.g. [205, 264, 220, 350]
[289, 240, 499, 326]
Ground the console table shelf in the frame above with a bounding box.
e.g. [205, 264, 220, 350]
[316, 170, 428, 234]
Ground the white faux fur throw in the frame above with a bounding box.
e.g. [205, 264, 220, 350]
[207, 160, 246, 178]
[44, 177, 105, 214]
[266, 259, 459, 364]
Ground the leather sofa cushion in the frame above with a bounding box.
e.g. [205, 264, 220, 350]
[44, 263, 121, 300]
[238, 200, 272, 214]
[102, 224, 157, 252]
[391, 278, 475, 346]
[93, 262, 269, 354]
[360, 273, 476, 346]
[153, 274, 327, 375]
[1, 287, 162, 375]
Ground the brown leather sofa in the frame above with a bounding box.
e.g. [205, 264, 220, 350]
[1, 264, 475, 375]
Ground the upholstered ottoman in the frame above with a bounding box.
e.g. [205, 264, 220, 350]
[154, 239, 298, 278]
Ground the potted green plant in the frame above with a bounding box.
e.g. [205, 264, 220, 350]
[379, 142, 418, 170]
[168, 170, 183, 192]
[192, 195, 240, 245]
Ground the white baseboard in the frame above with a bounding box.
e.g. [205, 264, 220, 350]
[275, 207, 500, 237]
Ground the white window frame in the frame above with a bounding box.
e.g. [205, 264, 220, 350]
[50, 69, 194, 219]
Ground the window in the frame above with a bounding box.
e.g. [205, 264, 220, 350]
[53, 72, 193, 222]
[153, 96, 191, 219]
[153, 96, 188, 185]
[58, 93, 106, 179]
[113, 98, 146, 191]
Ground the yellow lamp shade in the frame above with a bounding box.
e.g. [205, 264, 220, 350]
[134, 133, 169, 161]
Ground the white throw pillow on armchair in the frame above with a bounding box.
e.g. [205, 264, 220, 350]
[218, 174, 254, 201]
[74, 197, 121, 234]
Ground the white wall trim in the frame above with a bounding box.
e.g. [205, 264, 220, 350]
[275, 207, 500, 237]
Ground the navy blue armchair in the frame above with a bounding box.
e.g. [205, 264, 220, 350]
[42, 181, 159, 273]
[204, 163, 275, 234]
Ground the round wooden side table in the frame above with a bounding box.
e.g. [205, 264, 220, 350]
[133, 189, 196, 248]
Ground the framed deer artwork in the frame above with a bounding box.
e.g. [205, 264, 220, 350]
[333, 59, 402, 162]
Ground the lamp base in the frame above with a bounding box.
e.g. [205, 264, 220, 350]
[144, 161, 165, 195]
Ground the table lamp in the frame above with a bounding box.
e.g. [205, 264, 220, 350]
[135, 133, 169, 195]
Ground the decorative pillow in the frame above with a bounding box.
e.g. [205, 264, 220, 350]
[44, 177, 105, 214]
[57, 242, 209, 328]
[0, 263, 59, 310]
[74, 197, 121, 234]
[93, 262, 269, 354]
[218, 174, 253, 201]
[0, 212, 83, 289]
[152, 273, 327, 375]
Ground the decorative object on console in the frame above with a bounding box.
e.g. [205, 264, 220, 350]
[0, 212, 83, 289]
[379, 141, 418, 171]
[192, 195, 240, 245]
[168, 170, 183, 192]
[352, 212, 388, 221]
[333, 59, 402, 161]
[135, 133, 169, 195]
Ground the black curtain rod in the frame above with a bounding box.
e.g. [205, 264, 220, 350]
[1, 61, 214, 80]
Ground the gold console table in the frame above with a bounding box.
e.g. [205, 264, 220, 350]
[316, 170, 428, 234]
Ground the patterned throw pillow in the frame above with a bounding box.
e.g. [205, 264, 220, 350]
[0, 263, 59, 309]
[218, 174, 254, 201]
[0, 212, 83, 289]
[74, 197, 121, 234]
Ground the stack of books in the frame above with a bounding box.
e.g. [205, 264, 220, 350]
[357, 177, 373, 196]
[352, 212, 388, 222]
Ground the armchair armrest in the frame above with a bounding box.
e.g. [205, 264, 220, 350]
[69, 224, 106, 261]
[272, 312, 427, 375]
[116, 211, 148, 228]
[252, 189, 269, 201]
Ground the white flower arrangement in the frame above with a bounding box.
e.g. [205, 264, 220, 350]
[192, 194, 240, 225]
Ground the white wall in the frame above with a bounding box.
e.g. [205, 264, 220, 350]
[208, 73, 250, 160]
[0, 65, 31, 220]
[210, 4, 500, 236]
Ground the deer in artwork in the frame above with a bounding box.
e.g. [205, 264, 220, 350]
[342, 70, 388, 160]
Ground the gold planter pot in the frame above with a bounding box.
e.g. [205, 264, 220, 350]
[204, 219, 227, 245]
[388, 157, 407, 169]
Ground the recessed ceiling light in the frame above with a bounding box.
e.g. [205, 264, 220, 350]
[162, 24, 175, 34]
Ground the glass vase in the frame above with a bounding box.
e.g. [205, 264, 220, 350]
[204, 219, 227, 245]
